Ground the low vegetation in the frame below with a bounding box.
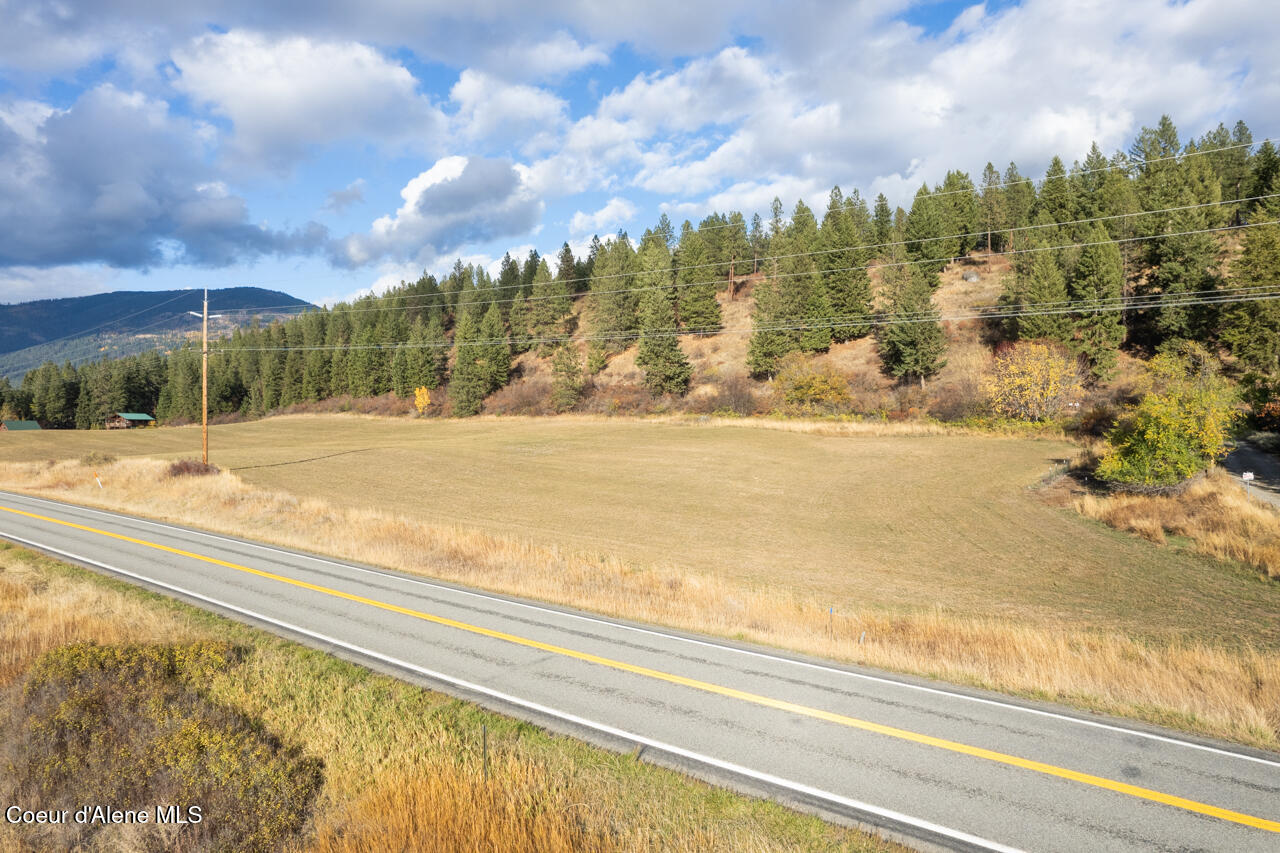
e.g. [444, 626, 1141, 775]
[0, 544, 902, 853]
[1076, 468, 1280, 579]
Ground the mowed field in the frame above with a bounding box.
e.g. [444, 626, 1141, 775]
[4, 414, 1278, 649]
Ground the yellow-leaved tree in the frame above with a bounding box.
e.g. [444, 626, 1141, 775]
[983, 342, 1081, 422]
[413, 386, 431, 415]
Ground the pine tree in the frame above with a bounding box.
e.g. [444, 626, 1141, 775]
[1220, 193, 1280, 371]
[1072, 142, 1110, 226]
[1069, 226, 1126, 381]
[635, 237, 692, 395]
[1016, 251, 1071, 343]
[675, 221, 721, 333]
[940, 170, 979, 254]
[818, 186, 871, 341]
[979, 162, 1006, 252]
[872, 193, 893, 250]
[1248, 140, 1279, 213]
[421, 313, 448, 389]
[449, 309, 488, 416]
[1035, 156, 1073, 226]
[746, 268, 793, 379]
[878, 256, 946, 387]
[477, 302, 511, 392]
[508, 297, 532, 355]
[588, 234, 639, 354]
[904, 184, 953, 274]
[530, 257, 570, 355]
[1003, 163, 1035, 249]
[549, 344, 585, 412]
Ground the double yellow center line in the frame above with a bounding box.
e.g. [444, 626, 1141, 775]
[3, 503, 1277, 834]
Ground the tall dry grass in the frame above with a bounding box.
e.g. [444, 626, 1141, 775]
[308, 763, 617, 853]
[1076, 468, 1280, 579]
[2, 457, 1278, 749]
[0, 544, 199, 685]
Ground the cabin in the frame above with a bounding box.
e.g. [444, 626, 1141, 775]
[0, 420, 41, 431]
[106, 412, 155, 429]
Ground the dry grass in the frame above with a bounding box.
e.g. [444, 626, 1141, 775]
[0, 544, 200, 685]
[1076, 468, 1280, 579]
[3, 453, 1279, 749]
[0, 545, 900, 853]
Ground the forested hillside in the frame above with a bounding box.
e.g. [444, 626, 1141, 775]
[3, 115, 1278, 429]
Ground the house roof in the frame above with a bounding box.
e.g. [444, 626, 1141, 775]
[115, 412, 155, 421]
[2, 420, 41, 430]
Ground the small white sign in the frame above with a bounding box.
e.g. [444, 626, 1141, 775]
[1242, 472, 1255, 481]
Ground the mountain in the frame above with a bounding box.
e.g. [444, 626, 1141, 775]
[0, 287, 314, 380]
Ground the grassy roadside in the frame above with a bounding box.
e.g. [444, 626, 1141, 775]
[2, 448, 1277, 751]
[0, 543, 903, 852]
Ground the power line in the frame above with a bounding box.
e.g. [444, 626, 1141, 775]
[210, 283, 1280, 354]
[217, 197, 1280, 318]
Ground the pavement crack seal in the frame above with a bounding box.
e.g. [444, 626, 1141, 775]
[3, 502, 1278, 835]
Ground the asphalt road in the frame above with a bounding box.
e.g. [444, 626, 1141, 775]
[1223, 440, 1280, 509]
[2, 490, 1277, 852]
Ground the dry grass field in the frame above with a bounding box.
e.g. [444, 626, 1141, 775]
[2, 416, 1279, 748]
[0, 544, 902, 852]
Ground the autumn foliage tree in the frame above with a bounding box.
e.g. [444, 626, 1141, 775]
[983, 342, 1081, 421]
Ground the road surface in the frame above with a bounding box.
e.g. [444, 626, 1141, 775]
[1, 490, 1277, 852]
[1223, 439, 1280, 509]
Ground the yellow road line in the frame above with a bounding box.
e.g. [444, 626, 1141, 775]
[3, 502, 1278, 834]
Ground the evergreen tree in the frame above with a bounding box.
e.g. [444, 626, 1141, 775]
[872, 193, 893, 250]
[675, 221, 721, 333]
[588, 234, 639, 354]
[477, 301, 511, 392]
[904, 183, 953, 274]
[421, 313, 448, 389]
[1015, 251, 1071, 343]
[1248, 140, 1279, 214]
[940, 170, 979, 254]
[878, 255, 946, 388]
[549, 344, 585, 412]
[530, 257, 570, 355]
[449, 309, 488, 416]
[1069, 226, 1126, 381]
[497, 253, 521, 316]
[1220, 193, 1280, 371]
[1035, 156, 1073, 226]
[748, 213, 766, 272]
[979, 162, 1006, 252]
[635, 238, 692, 395]
[1004, 165, 1035, 252]
[1072, 142, 1111, 225]
[818, 186, 871, 341]
[508, 297, 533, 355]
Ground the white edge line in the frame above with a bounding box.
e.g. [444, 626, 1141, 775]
[4, 489, 1280, 771]
[0, 529, 1023, 853]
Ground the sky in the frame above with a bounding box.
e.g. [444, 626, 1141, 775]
[0, 0, 1275, 307]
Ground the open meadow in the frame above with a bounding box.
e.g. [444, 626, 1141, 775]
[2, 414, 1279, 747]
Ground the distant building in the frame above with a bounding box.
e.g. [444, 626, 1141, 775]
[0, 420, 41, 431]
[106, 412, 156, 429]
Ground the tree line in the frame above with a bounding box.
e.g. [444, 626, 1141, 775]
[3, 115, 1278, 426]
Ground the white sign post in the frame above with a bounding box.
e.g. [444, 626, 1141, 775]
[1243, 471, 1254, 499]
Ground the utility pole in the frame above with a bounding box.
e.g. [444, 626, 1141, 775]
[188, 290, 223, 465]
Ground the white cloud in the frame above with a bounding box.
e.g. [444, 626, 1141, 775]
[172, 30, 445, 170]
[0, 264, 119, 305]
[569, 197, 636, 236]
[325, 179, 366, 213]
[334, 156, 543, 267]
[450, 70, 567, 154]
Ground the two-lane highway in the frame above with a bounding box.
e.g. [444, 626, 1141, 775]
[2, 490, 1277, 852]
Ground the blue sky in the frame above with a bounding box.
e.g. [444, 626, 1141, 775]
[0, 0, 1274, 307]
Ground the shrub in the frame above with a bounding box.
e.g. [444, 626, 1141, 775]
[772, 355, 852, 415]
[704, 373, 761, 417]
[1095, 352, 1239, 489]
[983, 342, 1082, 422]
[2, 643, 322, 853]
[485, 379, 552, 416]
[79, 451, 117, 467]
[166, 459, 219, 477]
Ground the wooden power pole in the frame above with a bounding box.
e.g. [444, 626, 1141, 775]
[188, 290, 222, 465]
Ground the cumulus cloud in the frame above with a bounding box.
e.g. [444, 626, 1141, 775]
[569, 197, 636, 236]
[332, 156, 543, 268]
[0, 85, 327, 270]
[450, 70, 567, 154]
[172, 30, 445, 170]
